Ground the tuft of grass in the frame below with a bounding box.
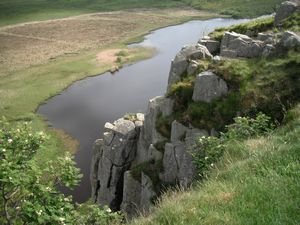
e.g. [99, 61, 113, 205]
[130, 160, 163, 192]
[131, 104, 300, 225]
[182, 0, 283, 18]
[209, 16, 275, 41]
[281, 12, 300, 32]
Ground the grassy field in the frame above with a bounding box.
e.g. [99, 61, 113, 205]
[0, 0, 284, 26]
[131, 104, 300, 225]
[182, 0, 284, 18]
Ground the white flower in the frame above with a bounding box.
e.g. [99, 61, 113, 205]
[64, 197, 70, 202]
[58, 217, 65, 222]
[204, 156, 209, 160]
[8, 139, 13, 143]
[2, 148, 6, 152]
[45, 187, 51, 191]
[36, 210, 43, 216]
[9, 177, 12, 180]
[65, 156, 71, 161]
[210, 163, 214, 167]
[106, 208, 112, 213]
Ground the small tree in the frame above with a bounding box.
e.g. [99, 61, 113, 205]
[0, 119, 120, 224]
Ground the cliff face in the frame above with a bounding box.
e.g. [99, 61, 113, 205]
[91, 1, 300, 219]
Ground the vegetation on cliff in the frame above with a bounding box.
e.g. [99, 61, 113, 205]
[131, 104, 300, 225]
[136, 12, 299, 225]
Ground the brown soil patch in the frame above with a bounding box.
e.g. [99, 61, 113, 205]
[96, 48, 122, 65]
[0, 9, 216, 73]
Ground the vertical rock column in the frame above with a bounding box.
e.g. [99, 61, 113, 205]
[91, 116, 143, 210]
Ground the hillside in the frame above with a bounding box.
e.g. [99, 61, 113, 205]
[89, 1, 300, 223]
[131, 104, 300, 225]
[125, 4, 300, 224]
[0, 0, 284, 26]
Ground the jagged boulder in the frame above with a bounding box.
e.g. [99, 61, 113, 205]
[187, 60, 199, 76]
[275, 1, 299, 26]
[198, 36, 220, 54]
[161, 121, 209, 188]
[279, 31, 300, 48]
[121, 171, 156, 219]
[134, 96, 174, 165]
[192, 71, 228, 103]
[167, 44, 212, 91]
[220, 31, 265, 58]
[91, 116, 143, 210]
[121, 171, 142, 218]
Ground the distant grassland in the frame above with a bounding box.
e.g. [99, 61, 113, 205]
[0, 0, 284, 26]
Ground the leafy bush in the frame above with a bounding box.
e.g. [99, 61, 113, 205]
[0, 119, 121, 224]
[192, 113, 274, 178]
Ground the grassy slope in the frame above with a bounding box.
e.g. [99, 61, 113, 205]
[183, 0, 284, 18]
[132, 104, 300, 225]
[0, 0, 284, 26]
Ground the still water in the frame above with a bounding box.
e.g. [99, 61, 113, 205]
[37, 17, 248, 202]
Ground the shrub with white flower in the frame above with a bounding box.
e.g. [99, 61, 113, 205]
[0, 119, 122, 224]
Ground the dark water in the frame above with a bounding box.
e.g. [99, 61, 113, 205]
[37, 18, 248, 203]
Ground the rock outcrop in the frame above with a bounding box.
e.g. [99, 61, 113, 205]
[198, 36, 220, 55]
[161, 121, 209, 188]
[220, 32, 265, 58]
[192, 71, 228, 103]
[275, 0, 299, 26]
[167, 44, 212, 91]
[91, 4, 300, 219]
[91, 116, 143, 210]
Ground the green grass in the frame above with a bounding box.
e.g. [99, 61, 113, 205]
[165, 51, 300, 133]
[0, 0, 284, 26]
[182, 0, 284, 18]
[131, 104, 300, 225]
[209, 16, 275, 41]
[0, 0, 185, 27]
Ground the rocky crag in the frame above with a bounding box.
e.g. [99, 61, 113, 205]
[91, 1, 300, 219]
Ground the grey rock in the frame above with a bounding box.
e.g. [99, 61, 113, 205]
[262, 44, 275, 57]
[257, 33, 277, 44]
[170, 120, 188, 143]
[136, 113, 145, 121]
[220, 32, 265, 58]
[167, 44, 212, 91]
[162, 121, 209, 188]
[275, 1, 299, 26]
[92, 118, 140, 210]
[140, 173, 156, 212]
[90, 139, 104, 201]
[121, 171, 142, 218]
[280, 31, 300, 48]
[134, 96, 174, 165]
[199, 39, 220, 54]
[185, 128, 209, 148]
[192, 71, 228, 103]
[212, 55, 222, 62]
[147, 144, 163, 161]
[187, 60, 199, 75]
